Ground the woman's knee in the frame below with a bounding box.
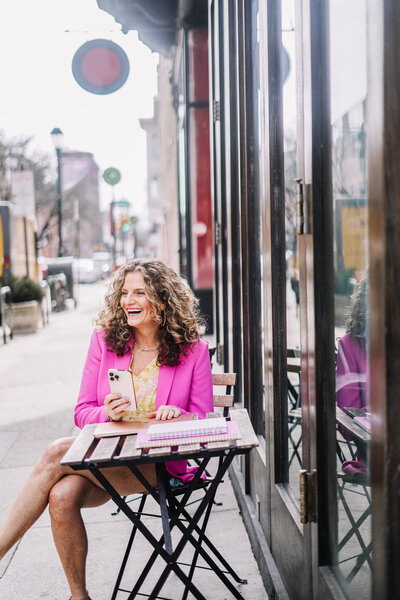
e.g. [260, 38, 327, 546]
[48, 476, 85, 520]
[39, 437, 75, 471]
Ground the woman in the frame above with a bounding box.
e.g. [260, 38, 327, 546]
[336, 275, 368, 475]
[0, 259, 213, 600]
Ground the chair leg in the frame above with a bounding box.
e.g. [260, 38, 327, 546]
[111, 493, 145, 516]
[111, 495, 127, 516]
[125, 466, 212, 599]
[288, 421, 302, 466]
[156, 458, 248, 600]
[337, 480, 372, 581]
[287, 378, 299, 410]
[175, 496, 248, 585]
[346, 541, 372, 583]
[184, 463, 223, 508]
[181, 491, 214, 600]
[119, 458, 245, 599]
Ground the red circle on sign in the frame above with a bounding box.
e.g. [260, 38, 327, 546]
[81, 48, 121, 86]
[72, 39, 130, 95]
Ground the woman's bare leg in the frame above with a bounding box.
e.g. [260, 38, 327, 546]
[0, 434, 156, 599]
[48, 464, 156, 599]
[0, 437, 76, 560]
[48, 474, 109, 600]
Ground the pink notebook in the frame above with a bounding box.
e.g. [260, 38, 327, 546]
[135, 420, 241, 448]
[354, 416, 371, 433]
[94, 413, 194, 438]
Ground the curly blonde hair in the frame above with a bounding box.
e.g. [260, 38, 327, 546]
[96, 258, 204, 364]
[345, 275, 368, 343]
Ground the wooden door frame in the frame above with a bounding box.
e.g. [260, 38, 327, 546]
[209, 0, 228, 369]
[304, 0, 338, 567]
[368, 1, 400, 597]
[237, 0, 264, 435]
[209, 0, 244, 391]
[258, 0, 314, 597]
[226, 0, 244, 396]
[300, 0, 342, 595]
[260, 0, 339, 596]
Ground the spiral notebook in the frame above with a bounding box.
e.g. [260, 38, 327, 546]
[354, 415, 371, 433]
[135, 418, 241, 448]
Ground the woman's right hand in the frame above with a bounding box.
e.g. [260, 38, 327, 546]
[104, 393, 131, 421]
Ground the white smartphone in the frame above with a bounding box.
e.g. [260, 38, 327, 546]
[108, 369, 137, 411]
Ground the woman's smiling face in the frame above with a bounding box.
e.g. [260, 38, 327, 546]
[120, 271, 156, 330]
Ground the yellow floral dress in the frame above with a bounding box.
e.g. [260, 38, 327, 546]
[123, 356, 159, 420]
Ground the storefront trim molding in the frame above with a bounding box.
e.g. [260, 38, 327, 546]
[229, 461, 290, 600]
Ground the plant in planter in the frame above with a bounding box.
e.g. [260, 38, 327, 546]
[334, 266, 356, 327]
[1, 275, 44, 333]
[334, 266, 356, 296]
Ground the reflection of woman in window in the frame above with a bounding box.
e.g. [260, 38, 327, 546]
[336, 276, 368, 474]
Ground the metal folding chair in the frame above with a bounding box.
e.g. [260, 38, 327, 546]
[336, 431, 371, 582]
[337, 472, 371, 581]
[111, 372, 244, 599]
[287, 347, 302, 467]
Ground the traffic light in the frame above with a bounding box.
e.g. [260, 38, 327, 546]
[121, 215, 130, 232]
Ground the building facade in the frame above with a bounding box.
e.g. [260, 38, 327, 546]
[98, 1, 400, 599]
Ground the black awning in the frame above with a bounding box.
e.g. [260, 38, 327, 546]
[97, 0, 207, 55]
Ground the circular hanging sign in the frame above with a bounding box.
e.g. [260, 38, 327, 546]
[72, 39, 130, 95]
[281, 44, 291, 85]
[103, 167, 121, 186]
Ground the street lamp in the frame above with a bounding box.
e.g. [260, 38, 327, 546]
[50, 127, 64, 257]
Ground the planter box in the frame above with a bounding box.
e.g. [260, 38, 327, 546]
[12, 300, 40, 333]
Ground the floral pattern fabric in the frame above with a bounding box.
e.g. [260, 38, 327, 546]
[123, 356, 159, 420]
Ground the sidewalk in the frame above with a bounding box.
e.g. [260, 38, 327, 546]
[0, 281, 267, 600]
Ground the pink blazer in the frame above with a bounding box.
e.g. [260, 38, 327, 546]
[336, 332, 368, 475]
[74, 329, 213, 482]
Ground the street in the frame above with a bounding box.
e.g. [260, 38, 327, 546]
[0, 281, 107, 429]
[0, 281, 266, 600]
[0, 281, 113, 598]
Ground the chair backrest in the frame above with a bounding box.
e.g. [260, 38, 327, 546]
[208, 346, 217, 364]
[212, 372, 236, 417]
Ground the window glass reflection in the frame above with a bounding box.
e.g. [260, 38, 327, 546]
[331, 1, 370, 596]
[281, 0, 302, 499]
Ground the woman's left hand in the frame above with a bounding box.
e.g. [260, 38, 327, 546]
[148, 405, 182, 420]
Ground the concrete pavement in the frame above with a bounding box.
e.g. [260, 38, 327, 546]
[0, 281, 267, 600]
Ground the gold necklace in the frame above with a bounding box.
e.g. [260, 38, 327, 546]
[135, 341, 159, 352]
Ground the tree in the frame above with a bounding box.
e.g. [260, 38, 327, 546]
[0, 131, 57, 247]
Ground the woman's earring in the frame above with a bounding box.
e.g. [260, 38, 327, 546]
[161, 311, 166, 327]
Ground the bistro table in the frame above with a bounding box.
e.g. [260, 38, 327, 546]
[61, 408, 258, 600]
[336, 407, 370, 463]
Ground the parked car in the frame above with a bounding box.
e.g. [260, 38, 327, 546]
[92, 252, 112, 279]
[47, 273, 68, 312]
[44, 257, 77, 309]
[73, 258, 99, 284]
[113, 254, 128, 271]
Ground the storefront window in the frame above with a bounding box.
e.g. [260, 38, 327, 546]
[282, 0, 302, 499]
[330, 1, 370, 596]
